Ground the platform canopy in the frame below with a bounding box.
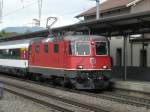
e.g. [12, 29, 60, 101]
[53, 10, 150, 36]
[1, 10, 150, 42]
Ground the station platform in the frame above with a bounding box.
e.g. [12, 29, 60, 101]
[113, 79, 150, 94]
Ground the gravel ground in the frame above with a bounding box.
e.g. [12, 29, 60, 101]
[1, 76, 150, 112]
[0, 90, 59, 112]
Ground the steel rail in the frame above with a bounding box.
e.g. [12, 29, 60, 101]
[1, 74, 150, 109]
[1, 76, 110, 112]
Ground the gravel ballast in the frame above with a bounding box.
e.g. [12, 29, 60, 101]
[0, 76, 150, 112]
[0, 91, 59, 112]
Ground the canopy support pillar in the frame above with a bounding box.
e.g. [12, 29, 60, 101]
[123, 35, 128, 81]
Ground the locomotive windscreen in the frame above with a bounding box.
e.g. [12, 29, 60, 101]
[96, 42, 107, 55]
[69, 42, 90, 56]
[76, 42, 90, 55]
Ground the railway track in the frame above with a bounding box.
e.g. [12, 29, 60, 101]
[93, 92, 150, 108]
[0, 75, 111, 112]
[0, 74, 150, 110]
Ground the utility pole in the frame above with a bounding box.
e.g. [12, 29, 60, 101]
[96, 0, 100, 20]
[38, 0, 42, 26]
[0, 0, 3, 23]
[90, 0, 100, 20]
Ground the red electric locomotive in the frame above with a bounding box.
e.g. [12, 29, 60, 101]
[29, 35, 112, 90]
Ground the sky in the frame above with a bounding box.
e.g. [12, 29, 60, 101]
[0, 0, 106, 30]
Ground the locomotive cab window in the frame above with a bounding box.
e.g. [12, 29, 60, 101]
[96, 42, 107, 55]
[54, 44, 59, 53]
[76, 42, 90, 56]
[69, 42, 75, 55]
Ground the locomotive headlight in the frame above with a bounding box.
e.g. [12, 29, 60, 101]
[77, 65, 83, 69]
[102, 65, 107, 69]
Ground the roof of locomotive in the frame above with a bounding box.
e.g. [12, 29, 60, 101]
[64, 35, 107, 41]
[40, 35, 107, 43]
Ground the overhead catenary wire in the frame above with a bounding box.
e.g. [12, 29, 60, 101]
[38, 0, 42, 26]
[1, 0, 95, 27]
[2, 0, 38, 18]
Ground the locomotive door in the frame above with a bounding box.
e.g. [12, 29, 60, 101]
[63, 41, 67, 68]
[53, 42, 65, 68]
[61, 42, 68, 68]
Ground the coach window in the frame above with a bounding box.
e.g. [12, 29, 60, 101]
[35, 45, 40, 53]
[10, 49, 20, 59]
[44, 43, 48, 54]
[54, 44, 59, 53]
[3, 49, 9, 59]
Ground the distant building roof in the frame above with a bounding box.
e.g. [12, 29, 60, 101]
[76, 0, 136, 18]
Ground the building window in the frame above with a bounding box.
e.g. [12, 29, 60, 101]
[116, 48, 122, 66]
[54, 44, 59, 53]
[44, 44, 48, 53]
[140, 50, 147, 67]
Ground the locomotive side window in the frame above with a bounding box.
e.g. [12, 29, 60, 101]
[54, 44, 59, 53]
[35, 45, 40, 53]
[76, 42, 90, 55]
[96, 42, 107, 55]
[69, 42, 75, 55]
[44, 44, 48, 53]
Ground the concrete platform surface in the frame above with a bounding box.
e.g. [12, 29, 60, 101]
[114, 79, 150, 94]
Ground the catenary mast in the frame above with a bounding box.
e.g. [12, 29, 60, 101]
[0, 0, 3, 23]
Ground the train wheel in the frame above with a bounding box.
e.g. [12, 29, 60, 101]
[59, 77, 64, 87]
[59, 77, 72, 88]
[32, 74, 41, 81]
[69, 79, 75, 89]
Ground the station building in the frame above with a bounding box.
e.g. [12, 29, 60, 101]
[76, 0, 150, 81]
